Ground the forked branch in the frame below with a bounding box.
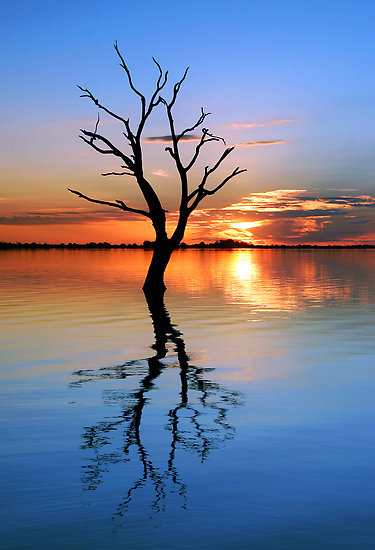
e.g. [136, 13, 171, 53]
[79, 128, 135, 170]
[178, 108, 210, 140]
[160, 74, 244, 219]
[187, 144, 247, 212]
[169, 67, 189, 109]
[77, 85, 133, 140]
[114, 41, 168, 136]
[185, 128, 226, 171]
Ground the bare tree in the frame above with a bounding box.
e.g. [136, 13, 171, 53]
[69, 42, 246, 295]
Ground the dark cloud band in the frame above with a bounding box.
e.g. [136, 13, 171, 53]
[144, 134, 200, 143]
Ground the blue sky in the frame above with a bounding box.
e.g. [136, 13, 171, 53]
[1, 0, 375, 243]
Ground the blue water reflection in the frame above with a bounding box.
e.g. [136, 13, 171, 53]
[72, 297, 242, 517]
[1, 249, 375, 549]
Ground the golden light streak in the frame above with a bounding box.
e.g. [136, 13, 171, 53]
[230, 221, 266, 231]
[234, 140, 287, 147]
[222, 189, 366, 214]
[224, 189, 306, 212]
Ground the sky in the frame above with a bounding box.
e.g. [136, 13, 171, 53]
[1, 0, 375, 244]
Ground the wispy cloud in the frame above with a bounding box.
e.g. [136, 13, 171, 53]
[0, 215, 90, 225]
[0, 208, 142, 225]
[234, 140, 287, 147]
[230, 119, 295, 129]
[144, 134, 200, 143]
[224, 190, 375, 213]
[151, 169, 169, 177]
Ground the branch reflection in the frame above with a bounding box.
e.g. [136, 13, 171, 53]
[72, 291, 243, 517]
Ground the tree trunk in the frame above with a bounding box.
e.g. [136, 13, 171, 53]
[142, 238, 174, 296]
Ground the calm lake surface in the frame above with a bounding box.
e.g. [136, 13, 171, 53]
[1, 249, 375, 549]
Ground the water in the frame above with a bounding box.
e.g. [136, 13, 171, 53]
[1, 249, 374, 549]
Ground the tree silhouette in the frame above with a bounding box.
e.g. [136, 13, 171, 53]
[69, 42, 246, 295]
[71, 293, 242, 518]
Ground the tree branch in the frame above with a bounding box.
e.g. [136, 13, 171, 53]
[79, 135, 113, 155]
[80, 129, 135, 170]
[165, 146, 176, 160]
[160, 98, 187, 202]
[187, 147, 235, 202]
[114, 41, 146, 117]
[115, 200, 150, 217]
[136, 57, 169, 139]
[203, 167, 247, 196]
[186, 142, 246, 212]
[207, 146, 235, 174]
[151, 58, 168, 102]
[77, 85, 134, 143]
[187, 167, 246, 213]
[101, 171, 135, 177]
[178, 108, 210, 140]
[169, 67, 189, 108]
[67, 188, 150, 217]
[185, 128, 226, 171]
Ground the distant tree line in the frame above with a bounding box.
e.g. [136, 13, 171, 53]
[1, 240, 374, 250]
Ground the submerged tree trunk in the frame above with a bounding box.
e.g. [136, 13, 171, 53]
[142, 238, 175, 296]
[142, 213, 189, 296]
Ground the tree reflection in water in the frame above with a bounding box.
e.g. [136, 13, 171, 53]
[71, 291, 243, 518]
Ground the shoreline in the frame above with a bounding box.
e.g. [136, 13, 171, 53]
[1, 241, 374, 250]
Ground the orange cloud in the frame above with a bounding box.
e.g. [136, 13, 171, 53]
[182, 189, 375, 245]
[292, 218, 332, 235]
[234, 140, 287, 147]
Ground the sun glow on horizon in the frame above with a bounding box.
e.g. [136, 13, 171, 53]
[2, 188, 375, 246]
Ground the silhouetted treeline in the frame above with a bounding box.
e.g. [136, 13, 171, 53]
[1, 240, 374, 250]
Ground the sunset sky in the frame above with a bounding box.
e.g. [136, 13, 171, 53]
[1, 0, 375, 244]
